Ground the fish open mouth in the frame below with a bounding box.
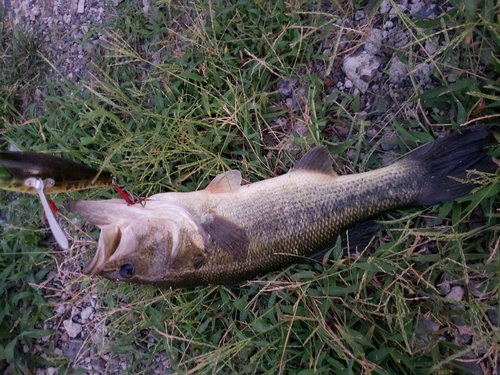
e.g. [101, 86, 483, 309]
[83, 225, 122, 275]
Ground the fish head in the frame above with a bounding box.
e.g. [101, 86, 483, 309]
[69, 199, 208, 285]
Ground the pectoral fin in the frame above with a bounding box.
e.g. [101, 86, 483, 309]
[202, 214, 249, 262]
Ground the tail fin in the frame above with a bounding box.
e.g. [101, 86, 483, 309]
[407, 125, 497, 206]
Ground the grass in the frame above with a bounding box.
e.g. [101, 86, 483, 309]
[1, 0, 500, 374]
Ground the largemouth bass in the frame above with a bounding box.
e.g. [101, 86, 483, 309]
[68, 126, 497, 288]
[0, 151, 112, 194]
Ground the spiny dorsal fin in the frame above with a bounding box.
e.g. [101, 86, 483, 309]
[201, 213, 249, 262]
[206, 170, 242, 193]
[291, 146, 337, 176]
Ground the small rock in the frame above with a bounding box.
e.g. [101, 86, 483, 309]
[354, 11, 365, 22]
[63, 319, 82, 338]
[409, 0, 424, 15]
[296, 125, 308, 137]
[81, 306, 95, 323]
[380, 136, 397, 151]
[365, 29, 383, 55]
[54, 304, 67, 316]
[468, 280, 488, 298]
[412, 4, 437, 19]
[486, 308, 499, 327]
[379, 0, 391, 13]
[64, 339, 83, 360]
[347, 149, 356, 161]
[71, 306, 81, 317]
[388, 56, 408, 83]
[46, 368, 57, 375]
[395, 32, 410, 48]
[277, 77, 298, 98]
[142, 0, 150, 13]
[77, 0, 85, 13]
[91, 356, 107, 371]
[60, 331, 69, 342]
[425, 40, 437, 55]
[342, 53, 380, 93]
[451, 311, 473, 346]
[446, 286, 464, 302]
[290, 87, 306, 109]
[415, 313, 440, 343]
[30, 5, 41, 19]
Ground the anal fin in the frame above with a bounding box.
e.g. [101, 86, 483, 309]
[310, 220, 379, 262]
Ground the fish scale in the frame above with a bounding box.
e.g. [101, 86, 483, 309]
[67, 125, 497, 289]
[191, 165, 423, 286]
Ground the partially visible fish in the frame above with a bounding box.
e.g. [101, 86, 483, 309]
[67, 125, 497, 289]
[0, 151, 112, 194]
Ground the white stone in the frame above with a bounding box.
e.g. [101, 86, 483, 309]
[379, 0, 391, 13]
[410, 0, 424, 15]
[388, 56, 408, 83]
[344, 80, 353, 89]
[54, 304, 67, 316]
[446, 286, 464, 301]
[31, 5, 41, 18]
[77, 0, 85, 13]
[365, 28, 383, 55]
[63, 319, 82, 338]
[425, 40, 437, 55]
[342, 53, 380, 93]
[81, 306, 95, 323]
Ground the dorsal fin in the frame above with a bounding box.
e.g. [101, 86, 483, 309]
[206, 170, 242, 193]
[291, 146, 337, 175]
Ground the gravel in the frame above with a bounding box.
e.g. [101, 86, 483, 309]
[4, 0, 116, 81]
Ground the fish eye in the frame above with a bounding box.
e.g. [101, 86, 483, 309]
[119, 264, 135, 278]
